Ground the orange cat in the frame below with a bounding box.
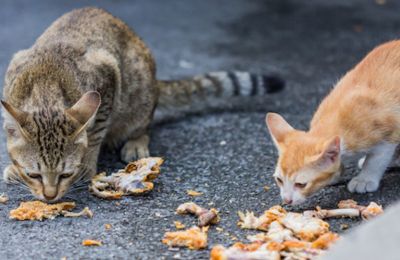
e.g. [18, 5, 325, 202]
[266, 40, 400, 205]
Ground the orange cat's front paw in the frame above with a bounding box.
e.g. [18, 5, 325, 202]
[347, 177, 379, 193]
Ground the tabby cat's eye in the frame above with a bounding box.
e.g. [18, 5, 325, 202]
[276, 177, 283, 185]
[27, 172, 42, 180]
[60, 173, 73, 179]
[294, 182, 307, 189]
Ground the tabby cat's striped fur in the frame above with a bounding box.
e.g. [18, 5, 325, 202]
[2, 7, 283, 201]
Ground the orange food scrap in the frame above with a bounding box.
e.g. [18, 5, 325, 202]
[105, 224, 112, 230]
[10, 201, 75, 221]
[186, 190, 203, 196]
[82, 239, 102, 246]
[162, 226, 208, 250]
[174, 221, 186, 230]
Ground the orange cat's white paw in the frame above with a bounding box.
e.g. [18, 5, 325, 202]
[121, 135, 150, 162]
[347, 177, 379, 193]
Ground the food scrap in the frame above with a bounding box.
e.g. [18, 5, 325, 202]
[10, 201, 78, 221]
[174, 221, 186, 230]
[212, 205, 339, 259]
[186, 190, 203, 196]
[176, 202, 219, 227]
[210, 242, 281, 260]
[82, 239, 102, 246]
[0, 193, 8, 204]
[62, 207, 93, 218]
[303, 200, 383, 220]
[212, 200, 383, 259]
[105, 223, 112, 230]
[162, 226, 208, 250]
[90, 157, 164, 199]
[237, 205, 286, 231]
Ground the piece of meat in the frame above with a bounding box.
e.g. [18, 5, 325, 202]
[176, 202, 219, 227]
[10, 201, 76, 221]
[303, 206, 360, 219]
[238, 205, 286, 231]
[281, 212, 330, 241]
[247, 221, 295, 243]
[162, 226, 208, 250]
[304, 200, 383, 221]
[337, 200, 383, 220]
[90, 157, 164, 199]
[210, 242, 281, 260]
[62, 207, 93, 218]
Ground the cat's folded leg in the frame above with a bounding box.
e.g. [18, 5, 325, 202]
[348, 142, 397, 193]
[121, 134, 150, 162]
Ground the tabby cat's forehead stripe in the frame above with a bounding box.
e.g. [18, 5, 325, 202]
[31, 108, 72, 169]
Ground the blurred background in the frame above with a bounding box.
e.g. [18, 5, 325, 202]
[0, 1, 399, 259]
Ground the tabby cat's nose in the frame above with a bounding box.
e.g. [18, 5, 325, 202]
[43, 186, 58, 200]
[44, 194, 57, 201]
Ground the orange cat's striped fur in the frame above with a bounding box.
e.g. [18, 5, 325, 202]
[266, 40, 400, 205]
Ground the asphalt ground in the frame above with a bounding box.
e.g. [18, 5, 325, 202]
[0, 0, 400, 259]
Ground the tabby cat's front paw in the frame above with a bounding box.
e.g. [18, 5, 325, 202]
[347, 176, 379, 193]
[121, 135, 150, 162]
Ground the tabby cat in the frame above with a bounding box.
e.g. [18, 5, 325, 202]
[2, 7, 284, 201]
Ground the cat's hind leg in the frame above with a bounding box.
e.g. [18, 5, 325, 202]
[348, 142, 397, 193]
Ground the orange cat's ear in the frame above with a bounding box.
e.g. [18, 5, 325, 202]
[265, 113, 293, 149]
[66, 91, 101, 127]
[1, 100, 30, 138]
[309, 136, 341, 169]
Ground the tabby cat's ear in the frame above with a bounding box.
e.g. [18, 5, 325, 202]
[1, 100, 29, 138]
[66, 91, 101, 138]
[66, 91, 101, 126]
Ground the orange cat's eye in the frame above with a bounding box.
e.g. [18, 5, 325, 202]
[294, 182, 307, 189]
[275, 177, 283, 185]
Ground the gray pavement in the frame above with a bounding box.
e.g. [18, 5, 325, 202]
[0, 0, 400, 259]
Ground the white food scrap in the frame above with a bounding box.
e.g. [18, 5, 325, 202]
[90, 157, 164, 199]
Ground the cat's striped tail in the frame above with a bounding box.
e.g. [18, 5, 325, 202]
[156, 71, 284, 109]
